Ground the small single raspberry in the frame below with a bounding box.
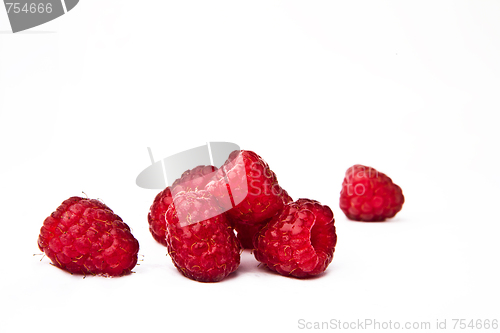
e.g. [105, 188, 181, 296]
[339, 165, 404, 222]
[231, 188, 293, 249]
[166, 190, 241, 282]
[38, 196, 139, 277]
[148, 165, 217, 246]
[253, 199, 337, 278]
[205, 150, 286, 225]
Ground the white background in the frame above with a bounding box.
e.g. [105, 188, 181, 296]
[1, 1, 499, 332]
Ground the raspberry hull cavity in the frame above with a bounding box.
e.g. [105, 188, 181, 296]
[253, 199, 337, 278]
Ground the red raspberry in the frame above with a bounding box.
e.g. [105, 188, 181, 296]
[148, 165, 217, 246]
[231, 188, 293, 249]
[339, 165, 404, 222]
[148, 187, 173, 246]
[253, 199, 337, 278]
[38, 196, 139, 277]
[205, 150, 286, 225]
[166, 190, 241, 282]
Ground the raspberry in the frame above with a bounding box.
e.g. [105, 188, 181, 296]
[148, 165, 217, 246]
[232, 188, 293, 249]
[205, 150, 286, 225]
[166, 190, 240, 282]
[148, 187, 173, 246]
[38, 196, 139, 277]
[253, 199, 337, 278]
[339, 165, 404, 222]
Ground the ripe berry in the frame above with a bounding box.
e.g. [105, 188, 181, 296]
[253, 199, 337, 278]
[38, 196, 139, 277]
[231, 188, 293, 249]
[148, 165, 217, 246]
[339, 164, 404, 221]
[166, 190, 241, 282]
[148, 187, 173, 246]
[205, 150, 287, 225]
